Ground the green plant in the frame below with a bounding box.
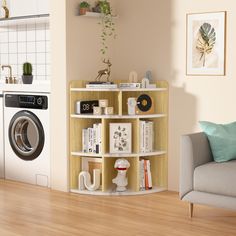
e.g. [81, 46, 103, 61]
[23, 62, 33, 76]
[99, 0, 110, 14]
[79, 1, 90, 8]
[98, 0, 116, 56]
[196, 23, 216, 67]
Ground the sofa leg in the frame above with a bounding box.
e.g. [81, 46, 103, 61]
[189, 203, 193, 218]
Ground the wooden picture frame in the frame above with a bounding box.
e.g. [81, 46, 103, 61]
[186, 11, 226, 76]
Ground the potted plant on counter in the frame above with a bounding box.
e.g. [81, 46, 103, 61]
[22, 62, 33, 84]
[79, 1, 90, 15]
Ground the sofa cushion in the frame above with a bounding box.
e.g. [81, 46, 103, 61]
[194, 160, 236, 197]
[199, 121, 236, 162]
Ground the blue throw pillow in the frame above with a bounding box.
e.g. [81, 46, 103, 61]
[199, 121, 236, 163]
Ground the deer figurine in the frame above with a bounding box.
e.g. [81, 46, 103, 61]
[95, 59, 112, 82]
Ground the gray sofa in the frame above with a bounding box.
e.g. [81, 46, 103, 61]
[180, 132, 236, 217]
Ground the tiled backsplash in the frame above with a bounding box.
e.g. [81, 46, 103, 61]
[0, 22, 50, 81]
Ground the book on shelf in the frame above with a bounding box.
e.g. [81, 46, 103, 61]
[139, 159, 152, 190]
[140, 121, 154, 153]
[82, 123, 102, 154]
[88, 82, 114, 84]
[119, 83, 141, 89]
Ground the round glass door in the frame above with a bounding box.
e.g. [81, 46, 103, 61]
[9, 111, 45, 161]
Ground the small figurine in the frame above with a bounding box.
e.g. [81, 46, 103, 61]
[112, 159, 130, 192]
[95, 59, 112, 82]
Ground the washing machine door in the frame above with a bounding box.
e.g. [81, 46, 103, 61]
[8, 110, 45, 161]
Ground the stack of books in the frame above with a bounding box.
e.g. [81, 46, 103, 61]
[139, 159, 152, 190]
[139, 121, 154, 153]
[86, 82, 117, 89]
[82, 123, 102, 154]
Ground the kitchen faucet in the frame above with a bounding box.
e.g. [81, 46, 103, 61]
[1, 65, 13, 83]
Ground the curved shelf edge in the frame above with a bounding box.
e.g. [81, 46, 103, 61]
[70, 186, 167, 196]
[71, 114, 167, 119]
[71, 151, 167, 158]
[70, 87, 167, 92]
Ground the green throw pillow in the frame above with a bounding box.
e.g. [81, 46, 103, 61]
[199, 121, 236, 163]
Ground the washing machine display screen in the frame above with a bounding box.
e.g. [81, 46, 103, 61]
[19, 96, 35, 104]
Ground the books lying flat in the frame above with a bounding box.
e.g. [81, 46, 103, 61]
[119, 83, 141, 89]
[86, 84, 118, 89]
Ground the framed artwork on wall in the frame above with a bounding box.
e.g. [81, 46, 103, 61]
[109, 123, 132, 154]
[186, 11, 226, 76]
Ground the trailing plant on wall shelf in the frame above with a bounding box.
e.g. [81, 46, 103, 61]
[97, 0, 116, 56]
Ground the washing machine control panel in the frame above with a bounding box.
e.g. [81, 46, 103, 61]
[5, 94, 48, 109]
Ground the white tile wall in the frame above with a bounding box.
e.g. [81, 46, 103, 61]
[0, 22, 50, 81]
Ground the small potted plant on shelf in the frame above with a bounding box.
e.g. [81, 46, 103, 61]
[22, 62, 33, 84]
[98, 0, 116, 56]
[79, 1, 90, 15]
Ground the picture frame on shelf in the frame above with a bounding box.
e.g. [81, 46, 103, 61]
[186, 11, 226, 76]
[109, 123, 132, 154]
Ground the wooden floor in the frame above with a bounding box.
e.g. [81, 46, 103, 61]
[0, 180, 236, 236]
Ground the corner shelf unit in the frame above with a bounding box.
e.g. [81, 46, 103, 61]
[69, 80, 168, 195]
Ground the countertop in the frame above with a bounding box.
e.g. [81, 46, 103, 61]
[0, 81, 51, 93]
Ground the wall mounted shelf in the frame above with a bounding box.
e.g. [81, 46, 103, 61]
[0, 14, 49, 27]
[78, 12, 118, 18]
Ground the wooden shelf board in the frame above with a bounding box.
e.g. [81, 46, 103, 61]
[71, 151, 166, 158]
[70, 87, 167, 92]
[103, 153, 138, 158]
[70, 186, 167, 196]
[71, 152, 102, 157]
[71, 114, 167, 119]
[139, 151, 167, 157]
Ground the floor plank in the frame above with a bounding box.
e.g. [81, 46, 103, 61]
[0, 180, 236, 236]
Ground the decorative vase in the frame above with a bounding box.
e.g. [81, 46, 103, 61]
[22, 75, 33, 84]
[78, 169, 101, 191]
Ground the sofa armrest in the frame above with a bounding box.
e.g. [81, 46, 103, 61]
[179, 132, 213, 199]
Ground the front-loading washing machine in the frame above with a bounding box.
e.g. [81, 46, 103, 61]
[4, 92, 50, 187]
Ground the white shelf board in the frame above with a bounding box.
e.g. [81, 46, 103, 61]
[70, 186, 167, 196]
[71, 114, 167, 119]
[79, 12, 118, 18]
[70, 87, 167, 92]
[0, 14, 49, 27]
[71, 151, 166, 158]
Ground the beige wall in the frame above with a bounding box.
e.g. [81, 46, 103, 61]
[113, 0, 236, 191]
[169, 0, 236, 191]
[67, 0, 116, 81]
[51, 0, 236, 192]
